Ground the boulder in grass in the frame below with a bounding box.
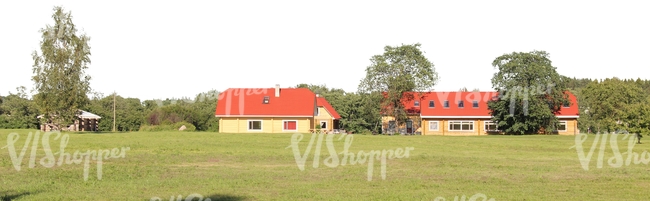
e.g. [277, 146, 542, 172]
[179, 125, 187, 131]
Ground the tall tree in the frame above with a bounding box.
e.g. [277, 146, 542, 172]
[488, 51, 568, 134]
[626, 97, 650, 135]
[358, 43, 438, 132]
[31, 7, 92, 130]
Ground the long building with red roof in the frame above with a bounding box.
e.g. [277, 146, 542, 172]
[382, 91, 580, 135]
[215, 85, 341, 133]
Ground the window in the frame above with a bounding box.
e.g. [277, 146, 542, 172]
[263, 96, 269, 104]
[444, 100, 449, 108]
[283, 120, 297, 131]
[458, 101, 464, 108]
[472, 101, 479, 108]
[248, 120, 262, 131]
[484, 121, 498, 131]
[428, 121, 439, 131]
[429, 100, 435, 108]
[449, 121, 474, 131]
[388, 121, 396, 129]
[315, 108, 319, 116]
[563, 102, 570, 108]
[414, 101, 420, 107]
[320, 121, 327, 129]
[557, 121, 567, 132]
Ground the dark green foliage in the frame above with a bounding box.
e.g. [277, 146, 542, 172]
[488, 51, 568, 134]
[0, 87, 40, 129]
[83, 94, 144, 131]
[296, 84, 382, 133]
[139, 121, 196, 132]
[140, 90, 219, 131]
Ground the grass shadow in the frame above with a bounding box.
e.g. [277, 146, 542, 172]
[205, 194, 248, 201]
[0, 190, 38, 201]
[148, 194, 248, 201]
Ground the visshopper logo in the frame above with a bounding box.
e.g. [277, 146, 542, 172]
[434, 193, 496, 201]
[498, 84, 556, 116]
[287, 133, 414, 181]
[1, 131, 130, 181]
[571, 133, 649, 170]
[217, 88, 268, 116]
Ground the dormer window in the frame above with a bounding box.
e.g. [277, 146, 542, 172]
[458, 101, 464, 108]
[444, 100, 449, 108]
[472, 101, 479, 108]
[414, 101, 420, 107]
[563, 102, 570, 107]
[429, 100, 434, 108]
[263, 96, 269, 104]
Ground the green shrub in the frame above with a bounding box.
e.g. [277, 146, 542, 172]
[139, 121, 196, 132]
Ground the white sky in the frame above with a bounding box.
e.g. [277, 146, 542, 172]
[1, 1, 649, 100]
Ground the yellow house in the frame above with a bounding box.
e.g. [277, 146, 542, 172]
[382, 91, 580, 135]
[215, 85, 341, 133]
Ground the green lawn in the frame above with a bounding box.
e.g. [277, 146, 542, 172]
[1, 129, 650, 200]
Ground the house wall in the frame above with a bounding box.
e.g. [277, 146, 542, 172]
[421, 118, 492, 136]
[557, 118, 578, 135]
[314, 107, 334, 131]
[218, 117, 312, 133]
[418, 118, 579, 136]
[381, 115, 422, 133]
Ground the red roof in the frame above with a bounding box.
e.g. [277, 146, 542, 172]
[419, 92, 500, 117]
[215, 88, 316, 117]
[317, 97, 341, 119]
[387, 91, 579, 118]
[556, 91, 580, 117]
[381, 92, 427, 115]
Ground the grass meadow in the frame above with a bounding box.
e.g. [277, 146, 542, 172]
[2, 129, 650, 200]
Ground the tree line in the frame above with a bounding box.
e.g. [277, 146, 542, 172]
[564, 77, 650, 134]
[6, 6, 650, 135]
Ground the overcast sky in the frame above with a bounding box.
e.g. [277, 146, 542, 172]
[1, 1, 648, 100]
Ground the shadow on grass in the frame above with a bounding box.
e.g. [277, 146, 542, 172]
[205, 194, 248, 201]
[0, 190, 38, 201]
[148, 194, 247, 201]
[66, 131, 133, 134]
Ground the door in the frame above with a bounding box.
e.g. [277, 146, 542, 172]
[406, 120, 413, 134]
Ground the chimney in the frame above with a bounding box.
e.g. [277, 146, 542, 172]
[275, 84, 280, 97]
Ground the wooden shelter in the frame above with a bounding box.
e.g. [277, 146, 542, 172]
[39, 110, 101, 132]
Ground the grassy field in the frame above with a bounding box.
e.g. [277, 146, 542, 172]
[2, 129, 650, 200]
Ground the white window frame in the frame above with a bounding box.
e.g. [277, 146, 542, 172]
[315, 107, 320, 116]
[428, 121, 439, 131]
[484, 121, 498, 131]
[414, 100, 420, 107]
[320, 120, 328, 129]
[282, 120, 298, 131]
[557, 121, 567, 132]
[448, 121, 475, 132]
[247, 119, 263, 131]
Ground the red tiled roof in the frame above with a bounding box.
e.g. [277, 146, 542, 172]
[381, 92, 427, 114]
[389, 91, 579, 118]
[317, 97, 341, 119]
[215, 88, 316, 117]
[556, 91, 580, 117]
[420, 92, 500, 117]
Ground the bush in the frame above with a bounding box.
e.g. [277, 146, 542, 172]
[139, 121, 196, 132]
